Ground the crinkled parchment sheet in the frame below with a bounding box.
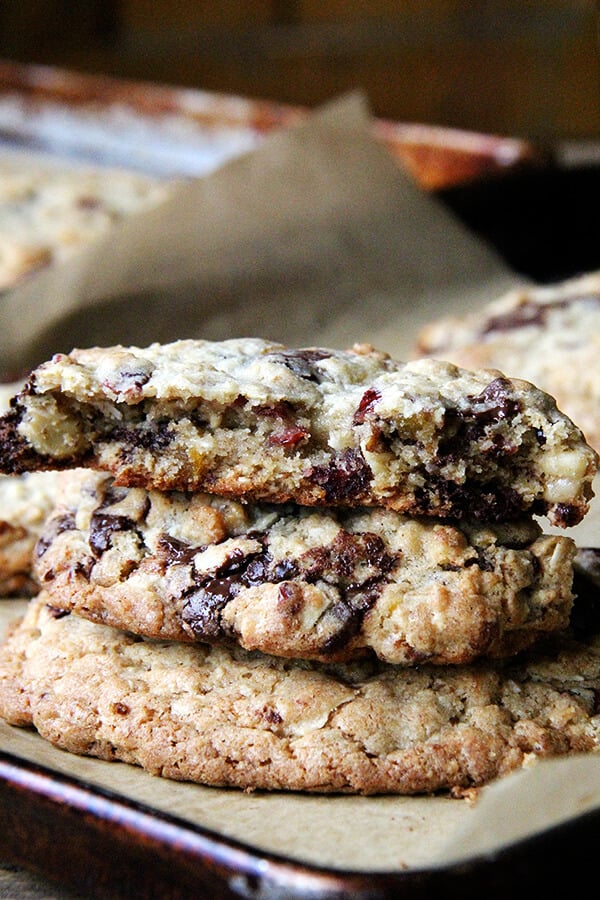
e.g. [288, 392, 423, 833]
[1, 93, 600, 874]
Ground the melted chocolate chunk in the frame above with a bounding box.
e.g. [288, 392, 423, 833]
[245, 553, 298, 584]
[157, 534, 201, 566]
[301, 531, 394, 584]
[464, 551, 495, 572]
[98, 484, 131, 507]
[35, 513, 77, 558]
[73, 556, 96, 580]
[437, 378, 522, 465]
[417, 476, 525, 522]
[89, 512, 136, 555]
[553, 503, 581, 528]
[183, 525, 395, 653]
[319, 583, 382, 656]
[307, 449, 372, 503]
[184, 578, 241, 638]
[269, 349, 332, 382]
[468, 377, 522, 423]
[320, 602, 363, 654]
[482, 300, 547, 334]
[0, 406, 80, 474]
[182, 544, 272, 637]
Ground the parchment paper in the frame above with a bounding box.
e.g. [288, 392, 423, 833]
[0, 92, 517, 376]
[1, 92, 599, 875]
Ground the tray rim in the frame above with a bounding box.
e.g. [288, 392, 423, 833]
[0, 57, 548, 190]
[1, 746, 599, 898]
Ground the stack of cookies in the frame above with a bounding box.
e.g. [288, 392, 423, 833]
[0, 336, 599, 796]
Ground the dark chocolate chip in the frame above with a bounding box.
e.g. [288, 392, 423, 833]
[262, 706, 284, 725]
[245, 553, 298, 584]
[45, 605, 71, 619]
[436, 378, 522, 466]
[35, 513, 77, 558]
[89, 512, 136, 555]
[110, 420, 174, 452]
[268, 349, 332, 382]
[307, 449, 372, 503]
[416, 476, 525, 522]
[468, 377, 522, 423]
[74, 556, 96, 580]
[553, 503, 582, 528]
[182, 578, 241, 638]
[319, 599, 368, 655]
[0, 406, 77, 475]
[157, 534, 200, 566]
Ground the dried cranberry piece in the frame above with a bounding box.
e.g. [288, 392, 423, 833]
[109, 421, 173, 451]
[268, 426, 309, 447]
[353, 388, 381, 425]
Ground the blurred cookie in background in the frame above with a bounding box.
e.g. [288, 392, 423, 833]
[414, 271, 600, 452]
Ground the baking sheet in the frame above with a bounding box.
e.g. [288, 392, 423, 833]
[0, 84, 599, 891]
[0, 58, 546, 187]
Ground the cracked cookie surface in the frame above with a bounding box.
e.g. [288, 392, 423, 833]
[1, 596, 599, 795]
[33, 471, 576, 665]
[415, 271, 600, 453]
[0, 338, 596, 527]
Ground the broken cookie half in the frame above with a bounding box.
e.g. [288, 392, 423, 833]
[0, 338, 597, 527]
